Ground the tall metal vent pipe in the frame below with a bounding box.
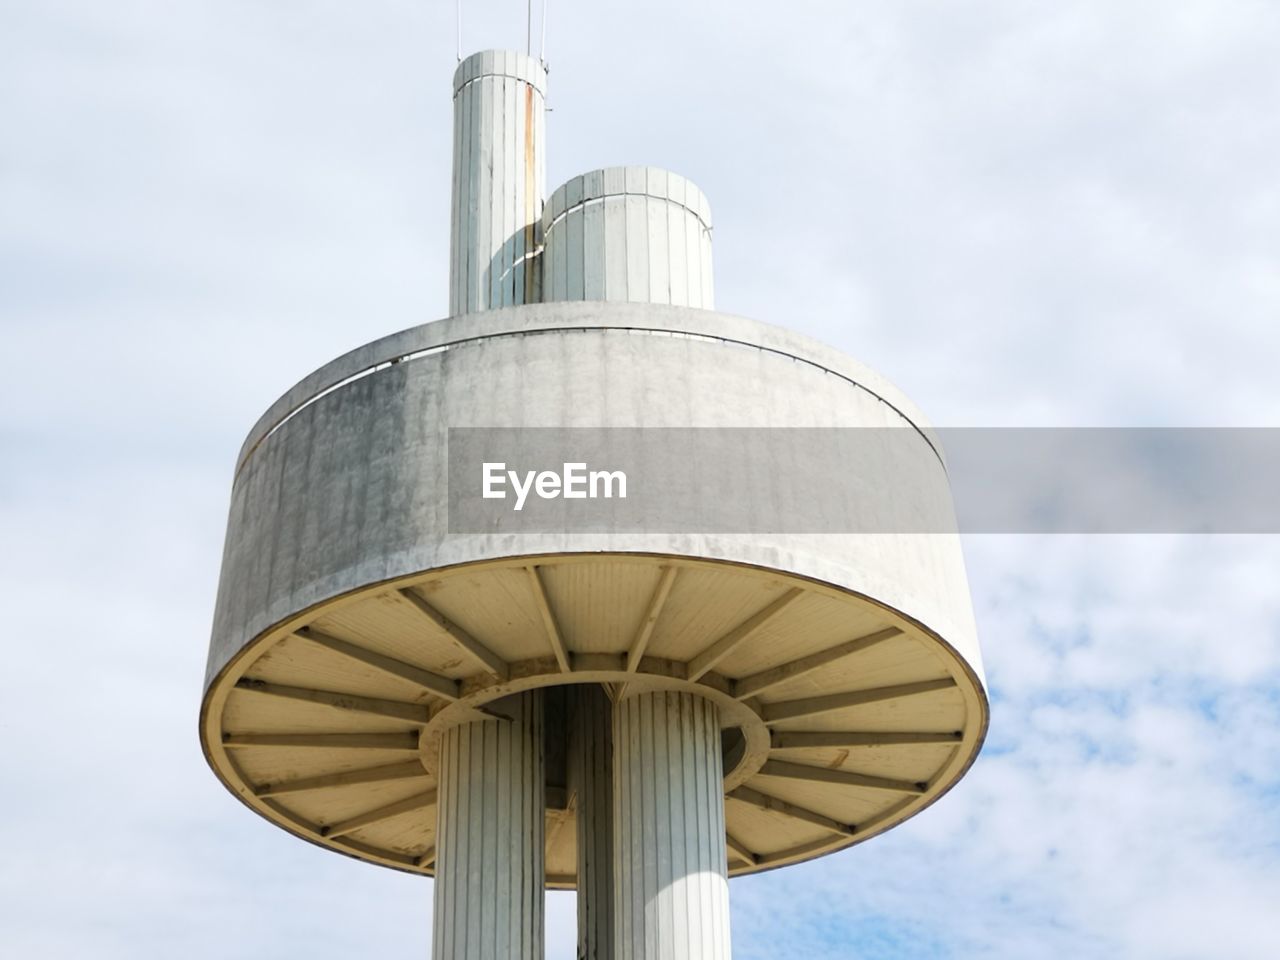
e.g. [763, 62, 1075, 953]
[450, 50, 547, 315]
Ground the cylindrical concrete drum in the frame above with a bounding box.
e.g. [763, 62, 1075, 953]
[201, 302, 988, 886]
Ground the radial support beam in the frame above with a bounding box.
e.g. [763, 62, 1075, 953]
[728, 785, 855, 837]
[570, 685, 614, 960]
[433, 691, 545, 960]
[626, 566, 678, 672]
[759, 759, 926, 795]
[324, 790, 437, 839]
[724, 831, 759, 867]
[732, 627, 902, 700]
[526, 566, 571, 672]
[770, 730, 962, 749]
[294, 627, 461, 701]
[223, 732, 420, 751]
[256, 759, 427, 798]
[234, 678, 430, 724]
[614, 691, 732, 960]
[397, 588, 510, 681]
[761, 677, 957, 724]
[686, 588, 804, 682]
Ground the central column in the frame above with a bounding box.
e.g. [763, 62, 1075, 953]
[613, 691, 732, 960]
[570, 685, 615, 960]
[433, 690, 545, 960]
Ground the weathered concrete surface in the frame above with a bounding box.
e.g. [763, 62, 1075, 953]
[206, 301, 981, 697]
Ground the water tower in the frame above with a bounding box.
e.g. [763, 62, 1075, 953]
[202, 46, 987, 959]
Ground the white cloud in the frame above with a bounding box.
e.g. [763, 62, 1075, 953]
[2, 1, 1278, 957]
[758, 535, 1280, 958]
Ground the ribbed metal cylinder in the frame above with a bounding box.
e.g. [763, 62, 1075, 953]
[542, 167, 714, 308]
[613, 691, 731, 960]
[570, 686, 615, 960]
[433, 691, 545, 960]
[450, 50, 547, 316]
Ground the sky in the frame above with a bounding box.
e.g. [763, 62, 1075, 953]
[2, 1, 1279, 957]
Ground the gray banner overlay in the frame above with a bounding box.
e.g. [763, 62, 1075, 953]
[447, 428, 1280, 534]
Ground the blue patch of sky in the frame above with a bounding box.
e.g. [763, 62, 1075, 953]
[735, 905, 954, 960]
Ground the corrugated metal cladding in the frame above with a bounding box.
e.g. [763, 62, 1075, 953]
[433, 691, 545, 960]
[450, 50, 547, 316]
[614, 691, 732, 960]
[542, 166, 715, 308]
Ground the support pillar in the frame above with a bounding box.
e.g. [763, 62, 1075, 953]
[613, 691, 732, 960]
[433, 690, 545, 960]
[569, 685, 615, 960]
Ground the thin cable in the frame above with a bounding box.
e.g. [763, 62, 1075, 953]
[526, 0, 532, 55]
[540, 0, 548, 63]
[456, 0, 462, 60]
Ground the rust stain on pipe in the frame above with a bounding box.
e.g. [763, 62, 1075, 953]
[524, 84, 537, 303]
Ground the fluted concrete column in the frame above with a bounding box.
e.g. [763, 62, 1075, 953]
[433, 691, 545, 960]
[613, 691, 731, 960]
[570, 685, 615, 960]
